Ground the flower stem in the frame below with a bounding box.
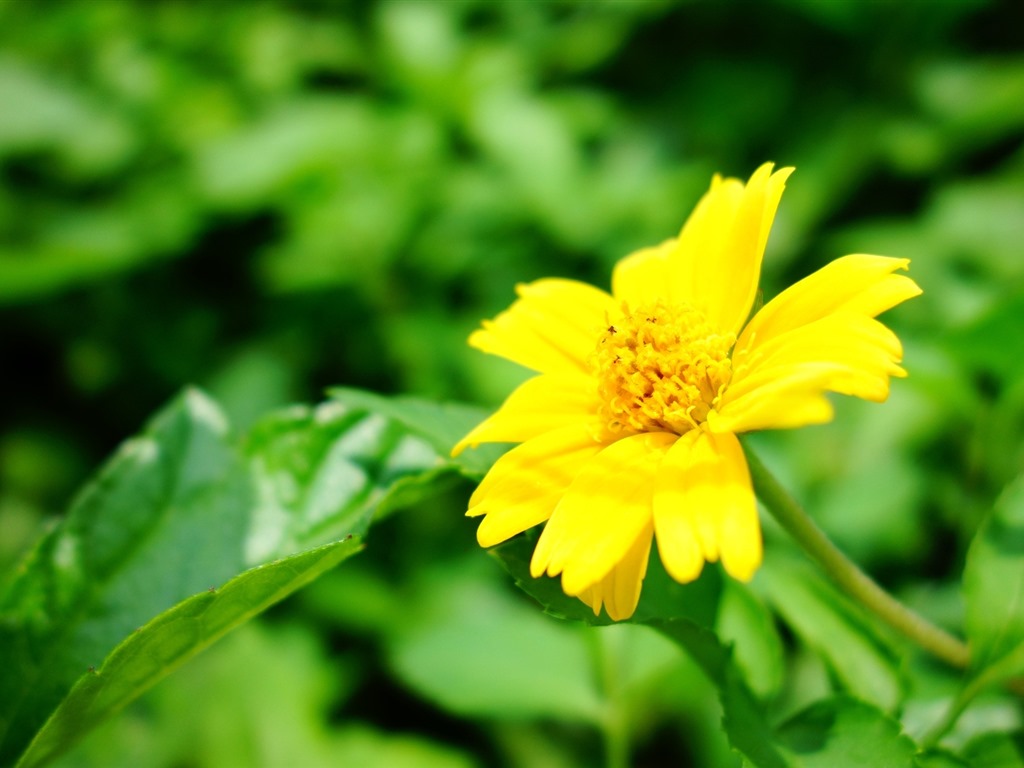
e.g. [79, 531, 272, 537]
[743, 445, 970, 670]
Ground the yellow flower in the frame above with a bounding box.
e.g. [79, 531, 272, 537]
[454, 163, 921, 621]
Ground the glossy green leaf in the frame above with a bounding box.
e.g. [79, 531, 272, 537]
[329, 387, 506, 477]
[242, 401, 444, 561]
[0, 389, 253, 765]
[963, 476, 1024, 683]
[17, 539, 360, 768]
[0, 387, 464, 767]
[757, 554, 903, 711]
[775, 696, 916, 767]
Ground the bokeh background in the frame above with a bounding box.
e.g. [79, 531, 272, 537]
[1, 0, 1022, 766]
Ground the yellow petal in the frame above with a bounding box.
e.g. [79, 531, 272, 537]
[530, 431, 676, 596]
[611, 239, 675, 305]
[653, 430, 761, 583]
[708, 366, 837, 434]
[730, 313, 905, 402]
[651, 431, 705, 582]
[669, 163, 793, 335]
[716, 312, 908, 433]
[735, 254, 921, 357]
[575, 523, 653, 621]
[468, 425, 604, 548]
[469, 278, 615, 375]
[841, 273, 921, 318]
[453, 372, 599, 455]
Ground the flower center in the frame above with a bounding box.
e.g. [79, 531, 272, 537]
[591, 301, 735, 437]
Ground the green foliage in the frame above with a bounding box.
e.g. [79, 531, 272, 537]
[494, 535, 916, 767]
[961, 732, 1024, 768]
[17, 540, 359, 768]
[48, 622, 478, 768]
[655, 619, 790, 768]
[0, 391, 252, 764]
[963, 476, 1024, 686]
[493, 530, 722, 628]
[757, 555, 903, 711]
[775, 697, 916, 767]
[387, 560, 604, 723]
[2, 0, 1023, 765]
[0, 388, 485, 766]
[328, 387, 504, 478]
[715, 580, 785, 700]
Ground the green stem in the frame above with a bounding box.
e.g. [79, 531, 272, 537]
[743, 445, 970, 670]
[590, 630, 630, 768]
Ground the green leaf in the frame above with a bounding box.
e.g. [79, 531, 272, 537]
[387, 561, 604, 722]
[490, 535, 790, 765]
[490, 530, 722, 628]
[962, 731, 1024, 768]
[0, 387, 461, 767]
[915, 750, 971, 768]
[949, 291, 1024, 384]
[0, 56, 133, 174]
[52, 618, 477, 768]
[775, 696, 917, 768]
[757, 554, 903, 711]
[653, 619, 789, 768]
[0, 389, 253, 765]
[716, 580, 785, 700]
[656, 626, 917, 768]
[329, 387, 506, 477]
[963, 476, 1024, 682]
[329, 725, 479, 768]
[242, 401, 445, 561]
[17, 539, 360, 768]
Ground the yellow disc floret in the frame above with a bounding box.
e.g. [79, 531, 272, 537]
[592, 301, 735, 437]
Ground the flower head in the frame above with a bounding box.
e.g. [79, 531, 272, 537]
[455, 163, 921, 621]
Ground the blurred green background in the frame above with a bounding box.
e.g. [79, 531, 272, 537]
[1, 0, 1022, 765]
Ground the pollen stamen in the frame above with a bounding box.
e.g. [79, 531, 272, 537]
[591, 300, 734, 437]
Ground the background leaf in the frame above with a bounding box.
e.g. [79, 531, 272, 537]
[16, 539, 361, 768]
[491, 530, 722, 628]
[492, 532, 790, 766]
[963, 475, 1024, 683]
[775, 696, 917, 768]
[46, 621, 478, 768]
[915, 750, 971, 768]
[0, 387, 477, 766]
[329, 387, 506, 478]
[1, 0, 1022, 764]
[961, 732, 1024, 768]
[242, 401, 445, 561]
[0, 390, 252, 764]
[653, 619, 789, 768]
[386, 559, 604, 723]
[716, 580, 786, 700]
[757, 553, 903, 711]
